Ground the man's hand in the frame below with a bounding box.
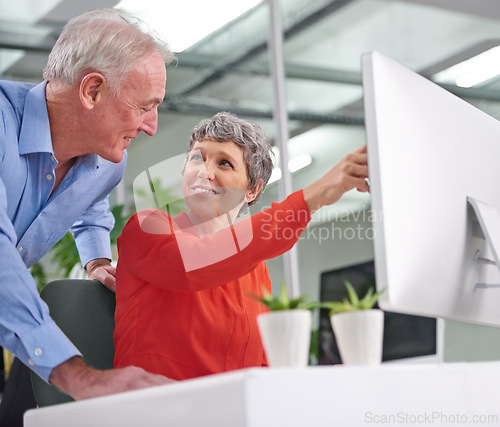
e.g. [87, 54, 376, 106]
[86, 258, 116, 292]
[49, 356, 174, 401]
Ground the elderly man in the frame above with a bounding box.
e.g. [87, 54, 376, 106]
[0, 8, 175, 418]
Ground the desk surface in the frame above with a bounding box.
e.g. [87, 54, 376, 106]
[25, 362, 500, 427]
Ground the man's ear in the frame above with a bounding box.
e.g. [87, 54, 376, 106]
[80, 73, 106, 110]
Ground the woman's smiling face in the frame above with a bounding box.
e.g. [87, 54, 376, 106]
[182, 139, 257, 220]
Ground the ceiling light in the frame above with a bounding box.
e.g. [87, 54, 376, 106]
[116, 0, 262, 52]
[268, 168, 282, 185]
[268, 154, 313, 185]
[288, 153, 312, 173]
[433, 46, 500, 88]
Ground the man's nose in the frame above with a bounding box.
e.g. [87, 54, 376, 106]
[139, 108, 158, 136]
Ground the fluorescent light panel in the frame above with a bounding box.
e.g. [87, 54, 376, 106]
[433, 46, 500, 88]
[268, 153, 312, 185]
[116, 0, 262, 52]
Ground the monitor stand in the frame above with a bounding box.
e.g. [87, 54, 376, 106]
[467, 196, 500, 287]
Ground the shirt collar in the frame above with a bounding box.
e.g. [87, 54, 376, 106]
[80, 152, 102, 173]
[18, 80, 54, 156]
[16, 82, 104, 175]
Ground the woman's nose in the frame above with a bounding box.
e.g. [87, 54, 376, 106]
[197, 164, 215, 180]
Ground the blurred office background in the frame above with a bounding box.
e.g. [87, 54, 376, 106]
[2, 0, 500, 362]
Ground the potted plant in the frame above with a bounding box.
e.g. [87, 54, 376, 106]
[322, 281, 385, 366]
[250, 284, 316, 368]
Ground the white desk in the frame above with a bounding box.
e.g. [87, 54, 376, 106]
[25, 363, 500, 427]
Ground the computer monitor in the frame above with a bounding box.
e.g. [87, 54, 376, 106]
[318, 261, 443, 365]
[362, 51, 500, 327]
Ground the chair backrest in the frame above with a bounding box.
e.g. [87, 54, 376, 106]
[31, 279, 116, 407]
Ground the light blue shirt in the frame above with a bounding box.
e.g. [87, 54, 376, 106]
[0, 80, 127, 381]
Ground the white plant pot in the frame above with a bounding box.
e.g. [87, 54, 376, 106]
[257, 310, 312, 367]
[330, 309, 384, 366]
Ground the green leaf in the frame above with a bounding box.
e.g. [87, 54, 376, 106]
[50, 232, 80, 276]
[300, 301, 321, 312]
[366, 289, 385, 309]
[29, 262, 48, 293]
[321, 281, 386, 315]
[109, 204, 133, 243]
[248, 282, 318, 311]
[279, 283, 290, 308]
[319, 301, 347, 315]
[345, 280, 359, 306]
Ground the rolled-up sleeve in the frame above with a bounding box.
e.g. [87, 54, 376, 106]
[70, 152, 127, 267]
[71, 195, 115, 267]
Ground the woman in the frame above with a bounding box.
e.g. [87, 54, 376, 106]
[114, 112, 368, 381]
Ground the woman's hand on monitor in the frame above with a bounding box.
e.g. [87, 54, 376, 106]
[302, 144, 369, 214]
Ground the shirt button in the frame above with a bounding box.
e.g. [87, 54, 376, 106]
[51, 155, 55, 162]
[18, 247, 23, 253]
[46, 174, 53, 181]
[34, 348, 43, 357]
[28, 359, 34, 366]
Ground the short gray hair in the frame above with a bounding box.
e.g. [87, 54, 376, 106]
[43, 8, 176, 95]
[189, 112, 274, 207]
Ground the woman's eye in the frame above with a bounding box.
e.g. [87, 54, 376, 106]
[220, 160, 234, 168]
[189, 153, 203, 162]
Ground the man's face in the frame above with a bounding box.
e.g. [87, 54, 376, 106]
[92, 49, 167, 163]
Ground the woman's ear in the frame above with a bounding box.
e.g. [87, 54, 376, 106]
[246, 180, 263, 204]
[80, 73, 106, 110]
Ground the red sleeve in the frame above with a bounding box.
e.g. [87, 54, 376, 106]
[117, 190, 311, 292]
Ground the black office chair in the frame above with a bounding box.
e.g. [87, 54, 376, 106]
[31, 279, 116, 407]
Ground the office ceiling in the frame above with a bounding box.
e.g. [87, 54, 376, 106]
[2, 0, 500, 218]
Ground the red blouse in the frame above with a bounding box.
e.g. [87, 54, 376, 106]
[114, 190, 311, 380]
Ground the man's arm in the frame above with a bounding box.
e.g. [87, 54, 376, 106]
[0, 179, 173, 399]
[0, 178, 83, 380]
[71, 193, 117, 291]
[49, 356, 173, 400]
[0, 217, 172, 399]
